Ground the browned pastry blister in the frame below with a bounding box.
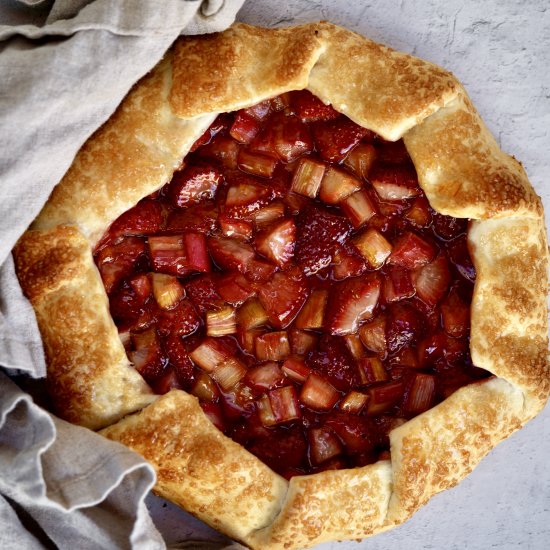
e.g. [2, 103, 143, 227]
[13, 21, 549, 550]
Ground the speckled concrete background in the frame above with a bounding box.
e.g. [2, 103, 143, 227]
[147, 1, 550, 548]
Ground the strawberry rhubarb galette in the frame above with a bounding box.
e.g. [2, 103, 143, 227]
[14, 22, 549, 550]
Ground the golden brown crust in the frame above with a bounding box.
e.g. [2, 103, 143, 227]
[13, 21, 549, 550]
[100, 390, 288, 544]
[403, 90, 542, 218]
[13, 226, 154, 429]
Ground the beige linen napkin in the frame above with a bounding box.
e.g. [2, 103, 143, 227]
[0, 1, 245, 548]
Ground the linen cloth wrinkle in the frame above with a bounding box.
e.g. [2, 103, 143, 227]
[0, 0, 245, 548]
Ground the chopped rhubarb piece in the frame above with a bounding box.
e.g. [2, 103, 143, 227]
[199, 135, 239, 169]
[448, 235, 476, 282]
[224, 178, 272, 219]
[244, 100, 272, 120]
[370, 165, 420, 200]
[268, 386, 301, 424]
[405, 196, 432, 227]
[341, 189, 377, 227]
[148, 235, 190, 277]
[289, 328, 318, 355]
[185, 274, 224, 314]
[432, 211, 468, 240]
[358, 315, 387, 354]
[189, 337, 233, 372]
[352, 228, 392, 269]
[219, 214, 253, 240]
[324, 413, 377, 454]
[165, 202, 218, 235]
[245, 362, 286, 391]
[96, 237, 148, 294]
[319, 166, 361, 205]
[200, 402, 226, 431]
[206, 306, 237, 336]
[152, 366, 183, 394]
[108, 199, 163, 238]
[222, 382, 255, 419]
[191, 114, 232, 152]
[168, 163, 223, 208]
[151, 273, 184, 309]
[385, 302, 425, 354]
[441, 288, 470, 338]
[291, 90, 340, 122]
[340, 391, 369, 414]
[208, 236, 255, 273]
[157, 299, 201, 337]
[306, 335, 359, 391]
[183, 233, 211, 272]
[358, 356, 389, 385]
[343, 334, 365, 360]
[283, 190, 309, 215]
[412, 253, 451, 306]
[255, 218, 296, 267]
[282, 356, 311, 384]
[417, 332, 447, 368]
[325, 275, 381, 336]
[308, 426, 343, 465]
[295, 205, 352, 276]
[256, 394, 277, 426]
[389, 347, 420, 369]
[312, 117, 370, 162]
[237, 298, 268, 330]
[258, 268, 309, 328]
[250, 112, 313, 162]
[290, 157, 325, 198]
[216, 271, 256, 306]
[294, 289, 328, 330]
[230, 111, 261, 143]
[389, 231, 436, 269]
[365, 380, 405, 415]
[237, 149, 278, 178]
[252, 201, 286, 229]
[404, 373, 436, 414]
[332, 243, 367, 281]
[212, 358, 247, 391]
[343, 143, 377, 180]
[237, 327, 265, 355]
[300, 373, 340, 411]
[255, 331, 291, 361]
[129, 328, 167, 383]
[383, 267, 415, 303]
[191, 372, 220, 402]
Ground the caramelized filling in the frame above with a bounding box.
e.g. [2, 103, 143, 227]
[94, 91, 489, 478]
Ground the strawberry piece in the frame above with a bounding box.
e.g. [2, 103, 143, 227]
[230, 111, 261, 143]
[412, 253, 451, 306]
[343, 143, 377, 180]
[441, 288, 470, 338]
[332, 243, 367, 281]
[165, 201, 218, 235]
[325, 274, 381, 336]
[129, 328, 167, 384]
[308, 426, 343, 465]
[129, 274, 152, 302]
[108, 199, 163, 238]
[383, 267, 415, 303]
[109, 283, 152, 332]
[255, 218, 296, 268]
[404, 196, 432, 227]
[237, 149, 278, 178]
[375, 139, 411, 164]
[300, 373, 340, 411]
[385, 302, 425, 354]
[282, 356, 311, 384]
[185, 274, 224, 314]
[208, 236, 255, 273]
[432, 210, 468, 240]
[244, 100, 272, 121]
[250, 112, 313, 162]
[448, 235, 476, 282]
[324, 412, 378, 454]
[319, 167, 362, 205]
[96, 237, 148, 294]
[295, 205, 352, 276]
[252, 201, 286, 229]
[198, 135, 239, 170]
[157, 298, 201, 337]
[291, 90, 340, 122]
[167, 163, 223, 208]
[389, 231, 436, 269]
[258, 268, 309, 329]
[370, 165, 420, 200]
[219, 214, 253, 241]
[200, 402, 228, 432]
[311, 117, 370, 162]
[190, 113, 232, 152]
[216, 271, 256, 306]
[152, 366, 184, 395]
[307, 335, 360, 391]
[244, 259, 277, 283]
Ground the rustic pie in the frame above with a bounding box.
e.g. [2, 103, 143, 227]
[13, 22, 549, 549]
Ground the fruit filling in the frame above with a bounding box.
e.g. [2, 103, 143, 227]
[94, 90, 489, 478]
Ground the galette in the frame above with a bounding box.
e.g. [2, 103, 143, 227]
[13, 22, 548, 550]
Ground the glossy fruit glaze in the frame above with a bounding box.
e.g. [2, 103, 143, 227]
[94, 90, 489, 479]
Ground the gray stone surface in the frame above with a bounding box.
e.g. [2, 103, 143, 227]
[149, 1, 550, 548]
